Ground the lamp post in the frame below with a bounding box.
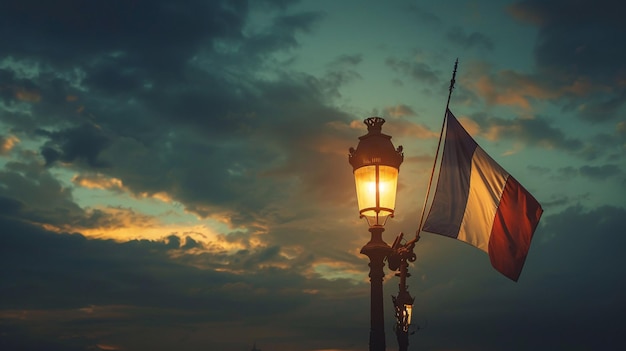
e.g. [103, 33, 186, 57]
[349, 117, 403, 351]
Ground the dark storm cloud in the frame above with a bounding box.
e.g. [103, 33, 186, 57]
[2, 189, 625, 349]
[0, 161, 84, 226]
[470, 112, 584, 153]
[509, 0, 626, 122]
[0, 68, 40, 105]
[414, 204, 626, 350]
[550, 164, 624, 183]
[0, 0, 354, 229]
[0, 159, 160, 233]
[0, 216, 316, 312]
[85, 71, 356, 226]
[38, 123, 112, 167]
[510, 0, 626, 81]
[0, 0, 246, 70]
[0, 216, 371, 350]
[445, 27, 494, 51]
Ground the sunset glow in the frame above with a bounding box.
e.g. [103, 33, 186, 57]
[1, 1, 624, 350]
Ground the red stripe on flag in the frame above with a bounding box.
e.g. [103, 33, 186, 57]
[488, 176, 543, 281]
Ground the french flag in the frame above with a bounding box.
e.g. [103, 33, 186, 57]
[423, 110, 543, 281]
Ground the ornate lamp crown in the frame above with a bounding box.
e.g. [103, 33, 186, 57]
[349, 117, 403, 170]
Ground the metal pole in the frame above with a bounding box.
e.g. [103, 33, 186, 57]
[361, 225, 392, 351]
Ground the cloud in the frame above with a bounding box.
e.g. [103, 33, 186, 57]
[413, 204, 626, 350]
[461, 62, 600, 112]
[384, 119, 438, 140]
[71, 173, 124, 191]
[506, 0, 626, 121]
[0, 160, 85, 226]
[2, 192, 626, 350]
[39, 123, 112, 168]
[0, 215, 373, 350]
[0, 134, 19, 154]
[0, 160, 188, 241]
[386, 58, 440, 85]
[509, 0, 626, 82]
[469, 69, 558, 110]
[407, 4, 442, 26]
[455, 110, 624, 162]
[322, 54, 363, 98]
[445, 27, 494, 51]
[467, 113, 584, 153]
[0, 1, 247, 71]
[0, 0, 354, 233]
[546, 164, 625, 184]
[578, 164, 622, 181]
[384, 104, 416, 118]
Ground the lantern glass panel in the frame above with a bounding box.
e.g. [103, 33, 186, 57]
[354, 165, 398, 225]
[378, 165, 398, 212]
[405, 303, 413, 326]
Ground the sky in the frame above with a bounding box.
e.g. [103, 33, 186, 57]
[1, 0, 625, 350]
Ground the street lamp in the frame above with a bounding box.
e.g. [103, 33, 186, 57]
[349, 117, 403, 351]
[389, 232, 417, 351]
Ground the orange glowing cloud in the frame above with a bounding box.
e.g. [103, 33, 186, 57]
[385, 120, 438, 139]
[138, 191, 173, 203]
[72, 173, 176, 204]
[15, 88, 41, 102]
[473, 75, 535, 110]
[325, 120, 363, 133]
[384, 104, 416, 118]
[457, 116, 481, 136]
[483, 123, 523, 142]
[54, 206, 246, 252]
[308, 258, 365, 282]
[72, 173, 124, 191]
[0, 135, 20, 154]
[467, 65, 608, 111]
[313, 133, 354, 156]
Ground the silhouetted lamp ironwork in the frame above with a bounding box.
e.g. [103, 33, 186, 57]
[394, 290, 414, 330]
[349, 117, 403, 351]
[389, 232, 417, 351]
[393, 289, 415, 351]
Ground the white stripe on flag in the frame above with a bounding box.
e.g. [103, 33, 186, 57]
[457, 146, 509, 252]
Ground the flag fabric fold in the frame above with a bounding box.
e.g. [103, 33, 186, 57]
[423, 109, 543, 281]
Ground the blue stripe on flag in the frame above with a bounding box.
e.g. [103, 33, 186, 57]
[423, 110, 477, 238]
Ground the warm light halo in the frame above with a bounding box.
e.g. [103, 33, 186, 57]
[353, 165, 399, 226]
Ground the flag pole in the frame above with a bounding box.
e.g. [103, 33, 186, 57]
[412, 59, 458, 242]
[388, 62, 459, 348]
